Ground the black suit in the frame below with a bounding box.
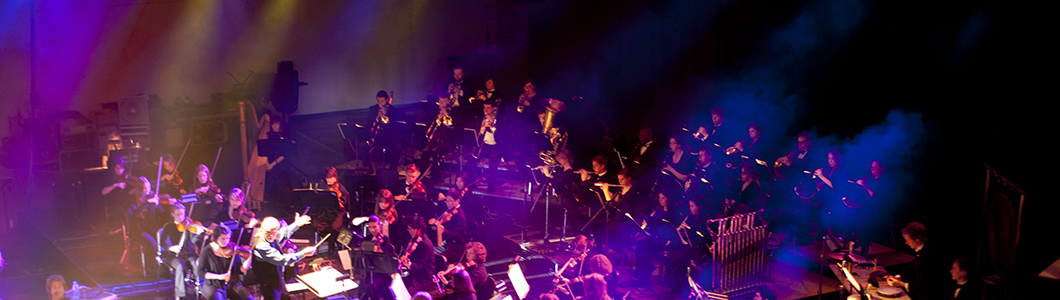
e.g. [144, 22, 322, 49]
[251, 223, 306, 300]
[951, 279, 983, 300]
[899, 243, 948, 300]
[628, 141, 663, 178]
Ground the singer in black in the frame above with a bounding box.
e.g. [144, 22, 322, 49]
[398, 216, 435, 294]
[197, 226, 254, 300]
[251, 215, 317, 300]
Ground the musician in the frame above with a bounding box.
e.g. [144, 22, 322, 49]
[582, 273, 612, 300]
[600, 168, 643, 213]
[158, 203, 201, 299]
[367, 90, 406, 171]
[102, 157, 132, 218]
[191, 164, 226, 223]
[399, 216, 436, 294]
[124, 176, 162, 266]
[464, 242, 491, 300]
[949, 258, 982, 300]
[727, 163, 766, 213]
[579, 155, 618, 207]
[325, 167, 351, 215]
[359, 215, 397, 300]
[680, 198, 712, 261]
[687, 146, 724, 213]
[661, 135, 696, 192]
[396, 164, 426, 201]
[813, 150, 850, 192]
[775, 131, 815, 175]
[558, 235, 594, 282]
[251, 215, 317, 300]
[430, 184, 468, 262]
[477, 76, 503, 113]
[227, 188, 258, 229]
[448, 67, 470, 111]
[196, 226, 254, 300]
[628, 127, 662, 178]
[160, 154, 186, 197]
[473, 101, 502, 190]
[46, 274, 67, 300]
[376, 189, 399, 236]
[632, 189, 683, 285]
[855, 160, 891, 249]
[514, 79, 541, 119]
[708, 107, 738, 148]
[734, 123, 763, 159]
[885, 222, 947, 300]
[541, 149, 581, 205]
[447, 269, 478, 300]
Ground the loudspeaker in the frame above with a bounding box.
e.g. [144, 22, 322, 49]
[271, 61, 306, 114]
[118, 95, 150, 126]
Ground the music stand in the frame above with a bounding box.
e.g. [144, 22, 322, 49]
[338, 122, 370, 161]
[293, 267, 359, 298]
[351, 249, 399, 300]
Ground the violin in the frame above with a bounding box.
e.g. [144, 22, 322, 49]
[221, 244, 252, 259]
[166, 170, 184, 190]
[435, 261, 477, 286]
[398, 231, 424, 271]
[177, 219, 213, 235]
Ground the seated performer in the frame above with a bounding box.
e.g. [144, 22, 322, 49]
[679, 198, 712, 261]
[325, 167, 351, 217]
[197, 226, 255, 300]
[399, 216, 436, 294]
[707, 107, 738, 149]
[465, 241, 493, 300]
[251, 214, 317, 300]
[447, 269, 478, 300]
[541, 149, 581, 206]
[632, 189, 683, 285]
[885, 222, 947, 300]
[123, 176, 162, 265]
[687, 146, 724, 215]
[949, 257, 982, 300]
[600, 168, 643, 214]
[660, 135, 696, 192]
[376, 189, 399, 236]
[363, 215, 397, 300]
[582, 273, 612, 300]
[726, 164, 766, 214]
[160, 154, 187, 197]
[190, 164, 226, 222]
[726, 123, 763, 160]
[775, 131, 816, 178]
[628, 127, 662, 179]
[430, 184, 468, 261]
[158, 203, 202, 300]
[579, 155, 618, 207]
[226, 188, 258, 229]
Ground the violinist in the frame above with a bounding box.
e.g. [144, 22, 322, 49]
[363, 215, 397, 300]
[375, 189, 398, 236]
[226, 188, 258, 229]
[160, 154, 187, 197]
[251, 215, 316, 300]
[325, 167, 350, 217]
[158, 203, 202, 299]
[197, 226, 254, 300]
[431, 177, 468, 262]
[192, 164, 226, 223]
[122, 176, 162, 266]
[557, 235, 594, 282]
[395, 164, 426, 201]
[102, 157, 132, 218]
[399, 216, 436, 294]
[446, 269, 478, 300]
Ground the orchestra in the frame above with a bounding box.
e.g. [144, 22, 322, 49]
[66, 69, 919, 300]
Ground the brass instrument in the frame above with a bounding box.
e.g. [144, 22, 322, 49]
[472, 114, 498, 159]
[426, 100, 454, 140]
[537, 98, 568, 165]
[517, 93, 528, 113]
[369, 91, 394, 145]
[448, 83, 463, 105]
